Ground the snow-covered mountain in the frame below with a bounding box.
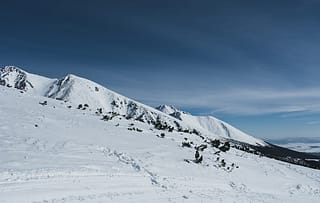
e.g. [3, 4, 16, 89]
[0, 66, 265, 146]
[1, 66, 320, 203]
[0, 66, 179, 129]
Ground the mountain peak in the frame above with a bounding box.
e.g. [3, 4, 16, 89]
[156, 104, 189, 115]
[0, 65, 25, 73]
[156, 105, 179, 114]
[0, 65, 33, 91]
[156, 104, 191, 121]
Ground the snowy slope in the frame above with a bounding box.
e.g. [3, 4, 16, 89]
[0, 85, 320, 203]
[44, 74, 164, 123]
[0, 66, 266, 146]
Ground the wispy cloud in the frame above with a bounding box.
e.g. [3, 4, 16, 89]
[119, 86, 320, 116]
[306, 120, 320, 125]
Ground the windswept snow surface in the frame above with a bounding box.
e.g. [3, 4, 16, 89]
[1, 86, 320, 203]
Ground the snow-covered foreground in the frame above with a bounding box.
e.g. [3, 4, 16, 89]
[0, 87, 320, 203]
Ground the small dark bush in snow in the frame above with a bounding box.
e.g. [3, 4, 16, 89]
[182, 142, 192, 148]
[210, 139, 221, 148]
[219, 142, 230, 152]
[39, 101, 47, 106]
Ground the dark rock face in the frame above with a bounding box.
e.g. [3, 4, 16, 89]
[0, 66, 33, 91]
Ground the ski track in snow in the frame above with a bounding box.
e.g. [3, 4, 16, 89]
[0, 137, 162, 203]
[1, 121, 319, 202]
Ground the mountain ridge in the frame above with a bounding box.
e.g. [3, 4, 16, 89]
[0, 65, 266, 146]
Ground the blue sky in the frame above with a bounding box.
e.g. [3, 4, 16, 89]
[1, 0, 320, 139]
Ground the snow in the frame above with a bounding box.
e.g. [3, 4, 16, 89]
[0, 84, 320, 202]
[23, 72, 56, 95]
